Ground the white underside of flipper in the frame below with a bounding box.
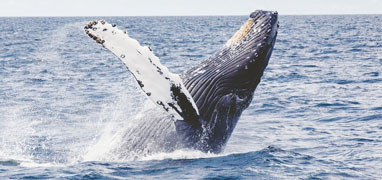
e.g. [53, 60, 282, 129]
[85, 20, 199, 121]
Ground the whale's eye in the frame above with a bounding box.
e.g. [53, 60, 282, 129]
[236, 91, 247, 100]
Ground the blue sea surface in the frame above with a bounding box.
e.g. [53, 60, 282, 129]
[0, 15, 382, 179]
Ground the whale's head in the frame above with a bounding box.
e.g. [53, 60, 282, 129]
[180, 10, 279, 153]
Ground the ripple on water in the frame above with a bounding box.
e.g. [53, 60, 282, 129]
[0, 160, 20, 166]
[0, 15, 382, 179]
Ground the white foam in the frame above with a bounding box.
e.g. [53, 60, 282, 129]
[139, 149, 219, 161]
[82, 85, 147, 162]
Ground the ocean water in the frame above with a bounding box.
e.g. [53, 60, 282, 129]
[0, 15, 381, 179]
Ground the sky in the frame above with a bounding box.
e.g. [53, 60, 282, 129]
[1, 0, 382, 16]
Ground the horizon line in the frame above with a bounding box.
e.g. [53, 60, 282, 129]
[1, 13, 381, 18]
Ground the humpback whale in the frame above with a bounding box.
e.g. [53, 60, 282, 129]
[84, 10, 278, 156]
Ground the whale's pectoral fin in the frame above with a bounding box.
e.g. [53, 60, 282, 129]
[84, 20, 199, 122]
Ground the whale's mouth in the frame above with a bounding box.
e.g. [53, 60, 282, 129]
[225, 18, 254, 46]
[226, 10, 278, 48]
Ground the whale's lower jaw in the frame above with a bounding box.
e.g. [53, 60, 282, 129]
[180, 10, 279, 153]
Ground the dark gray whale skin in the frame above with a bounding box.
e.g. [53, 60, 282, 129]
[176, 10, 279, 153]
[116, 10, 278, 157]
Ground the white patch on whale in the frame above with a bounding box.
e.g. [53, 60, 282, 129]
[85, 21, 199, 121]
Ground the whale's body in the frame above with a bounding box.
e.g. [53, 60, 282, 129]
[85, 10, 278, 157]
